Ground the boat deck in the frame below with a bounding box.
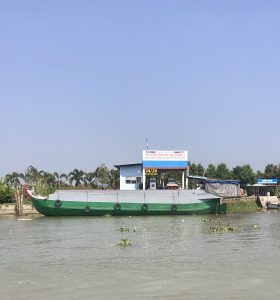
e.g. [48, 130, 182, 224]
[48, 189, 220, 204]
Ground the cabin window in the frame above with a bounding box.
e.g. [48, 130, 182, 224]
[126, 180, 136, 184]
[125, 176, 137, 184]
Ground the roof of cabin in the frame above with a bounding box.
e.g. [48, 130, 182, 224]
[114, 163, 142, 169]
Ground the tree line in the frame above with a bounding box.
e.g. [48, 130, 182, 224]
[0, 164, 120, 203]
[188, 162, 280, 186]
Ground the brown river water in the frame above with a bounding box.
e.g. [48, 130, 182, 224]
[0, 211, 280, 300]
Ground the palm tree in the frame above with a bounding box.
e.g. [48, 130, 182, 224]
[39, 171, 56, 187]
[25, 165, 40, 186]
[68, 169, 85, 187]
[85, 172, 96, 188]
[53, 172, 68, 187]
[4, 172, 25, 188]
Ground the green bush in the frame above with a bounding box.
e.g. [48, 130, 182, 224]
[35, 179, 55, 196]
[0, 181, 15, 204]
[224, 200, 260, 213]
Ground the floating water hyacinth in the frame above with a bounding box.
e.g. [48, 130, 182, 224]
[120, 225, 129, 232]
[207, 222, 261, 233]
[201, 219, 242, 233]
[118, 238, 131, 247]
[209, 225, 241, 233]
[201, 219, 223, 225]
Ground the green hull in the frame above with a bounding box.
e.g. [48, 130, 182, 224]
[32, 197, 222, 216]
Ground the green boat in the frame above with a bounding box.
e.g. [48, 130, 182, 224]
[26, 188, 222, 216]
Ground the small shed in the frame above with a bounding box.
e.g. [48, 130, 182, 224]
[114, 163, 143, 190]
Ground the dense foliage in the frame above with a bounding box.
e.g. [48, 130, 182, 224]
[3, 164, 120, 192]
[189, 162, 279, 186]
[0, 180, 14, 204]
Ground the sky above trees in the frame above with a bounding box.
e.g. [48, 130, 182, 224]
[1, 1, 280, 177]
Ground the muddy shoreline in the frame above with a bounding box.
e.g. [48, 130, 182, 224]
[0, 204, 39, 216]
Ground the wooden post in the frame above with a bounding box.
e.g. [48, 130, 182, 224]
[15, 186, 23, 216]
[20, 187, 23, 216]
[15, 188, 18, 216]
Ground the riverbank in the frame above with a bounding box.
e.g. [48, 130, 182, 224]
[0, 203, 39, 216]
[220, 196, 262, 213]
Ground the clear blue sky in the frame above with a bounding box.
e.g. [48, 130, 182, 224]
[1, 0, 280, 176]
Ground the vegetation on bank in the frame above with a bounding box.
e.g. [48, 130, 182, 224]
[189, 162, 280, 188]
[0, 162, 280, 204]
[220, 199, 261, 214]
[0, 181, 14, 204]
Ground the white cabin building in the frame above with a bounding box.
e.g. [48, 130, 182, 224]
[114, 163, 143, 190]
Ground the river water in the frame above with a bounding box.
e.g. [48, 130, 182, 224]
[0, 211, 280, 300]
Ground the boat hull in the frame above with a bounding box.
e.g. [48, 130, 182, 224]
[31, 190, 222, 216]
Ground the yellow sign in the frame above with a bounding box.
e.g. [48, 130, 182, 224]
[145, 168, 158, 176]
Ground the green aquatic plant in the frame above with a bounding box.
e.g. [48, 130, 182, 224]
[120, 225, 129, 232]
[117, 238, 131, 247]
[209, 225, 241, 233]
[202, 218, 261, 233]
[204, 218, 241, 233]
[201, 219, 223, 225]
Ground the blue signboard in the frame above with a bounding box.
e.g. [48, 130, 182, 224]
[258, 178, 278, 185]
